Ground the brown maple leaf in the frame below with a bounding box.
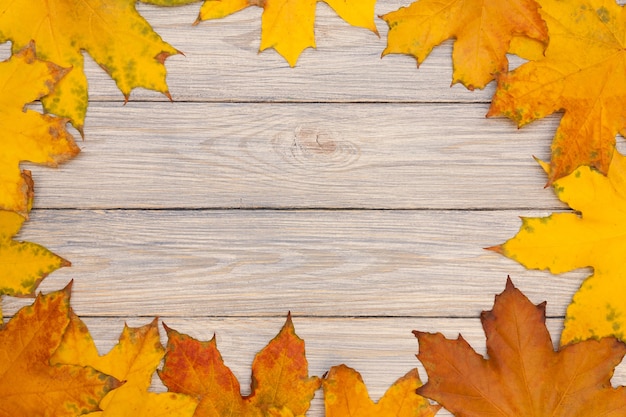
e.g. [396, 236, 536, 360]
[381, 0, 548, 90]
[416, 278, 626, 416]
[488, 0, 626, 182]
[159, 314, 320, 417]
[0, 283, 120, 417]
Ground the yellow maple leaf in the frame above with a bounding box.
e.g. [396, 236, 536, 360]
[0, 0, 179, 131]
[0, 284, 120, 417]
[381, 0, 548, 90]
[491, 150, 626, 345]
[323, 365, 440, 417]
[0, 172, 70, 300]
[0, 43, 79, 217]
[488, 0, 626, 183]
[159, 314, 321, 416]
[196, 0, 378, 67]
[51, 313, 198, 417]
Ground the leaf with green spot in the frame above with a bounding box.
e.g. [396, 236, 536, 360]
[0, 0, 180, 131]
[490, 150, 626, 345]
[0, 172, 70, 298]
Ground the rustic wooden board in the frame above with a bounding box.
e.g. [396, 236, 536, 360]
[28, 102, 564, 210]
[7, 209, 586, 318]
[5, 0, 621, 416]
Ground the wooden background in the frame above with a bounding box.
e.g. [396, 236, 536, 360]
[5, 1, 625, 414]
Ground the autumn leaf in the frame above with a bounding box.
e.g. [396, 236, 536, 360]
[159, 314, 321, 416]
[0, 0, 180, 131]
[490, 150, 626, 345]
[381, 0, 548, 90]
[416, 278, 626, 416]
[0, 43, 79, 217]
[51, 313, 198, 417]
[488, 0, 626, 182]
[0, 173, 70, 299]
[140, 0, 200, 5]
[323, 364, 440, 417]
[195, 0, 378, 67]
[0, 284, 120, 417]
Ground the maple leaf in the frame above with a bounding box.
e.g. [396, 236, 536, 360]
[0, 0, 180, 131]
[381, 0, 548, 90]
[323, 364, 441, 417]
[0, 283, 120, 417]
[416, 278, 626, 416]
[0, 43, 79, 217]
[159, 314, 321, 417]
[490, 150, 626, 345]
[195, 0, 378, 67]
[51, 313, 198, 417]
[488, 0, 626, 182]
[0, 173, 70, 299]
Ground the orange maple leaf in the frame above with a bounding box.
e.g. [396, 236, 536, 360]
[195, 0, 378, 67]
[0, 284, 120, 417]
[381, 0, 548, 90]
[0, 0, 180, 131]
[159, 314, 321, 417]
[488, 0, 626, 182]
[323, 364, 440, 417]
[415, 278, 626, 416]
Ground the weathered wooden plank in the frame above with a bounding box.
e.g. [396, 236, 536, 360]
[5, 209, 587, 318]
[66, 316, 624, 417]
[27, 102, 564, 210]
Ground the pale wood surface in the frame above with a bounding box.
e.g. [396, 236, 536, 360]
[6, 1, 620, 415]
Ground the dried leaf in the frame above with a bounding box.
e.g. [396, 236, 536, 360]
[51, 313, 198, 417]
[0, 43, 78, 216]
[416, 278, 626, 416]
[488, 0, 626, 182]
[196, 0, 378, 66]
[491, 150, 626, 344]
[323, 364, 440, 417]
[160, 314, 321, 416]
[0, 175, 70, 297]
[381, 0, 548, 90]
[0, 284, 120, 417]
[0, 0, 179, 130]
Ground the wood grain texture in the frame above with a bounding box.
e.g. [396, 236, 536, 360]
[6, 209, 586, 318]
[27, 102, 565, 210]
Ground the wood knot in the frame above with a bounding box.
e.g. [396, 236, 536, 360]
[274, 126, 359, 171]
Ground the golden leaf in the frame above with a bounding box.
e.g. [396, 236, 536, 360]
[196, 0, 378, 66]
